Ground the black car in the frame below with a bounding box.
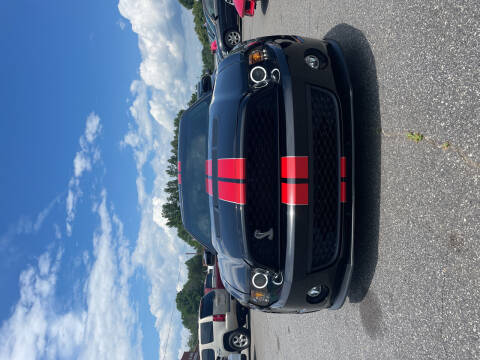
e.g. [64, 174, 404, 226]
[202, 0, 241, 56]
[179, 36, 354, 312]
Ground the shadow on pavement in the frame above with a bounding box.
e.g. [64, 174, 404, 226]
[325, 24, 382, 303]
[260, 0, 269, 15]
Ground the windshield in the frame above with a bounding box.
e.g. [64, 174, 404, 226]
[205, 14, 216, 42]
[179, 96, 213, 251]
[203, 0, 215, 18]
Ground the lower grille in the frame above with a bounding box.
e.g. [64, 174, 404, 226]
[310, 87, 340, 271]
[244, 87, 280, 269]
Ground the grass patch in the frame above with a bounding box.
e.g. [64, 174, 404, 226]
[406, 131, 424, 143]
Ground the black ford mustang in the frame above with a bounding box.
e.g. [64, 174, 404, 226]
[179, 36, 354, 313]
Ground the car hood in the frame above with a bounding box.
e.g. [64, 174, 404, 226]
[208, 53, 252, 295]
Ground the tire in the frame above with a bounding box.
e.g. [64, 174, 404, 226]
[224, 0, 234, 4]
[224, 30, 241, 48]
[228, 328, 250, 351]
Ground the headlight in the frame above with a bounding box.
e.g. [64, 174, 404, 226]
[246, 45, 280, 90]
[251, 272, 268, 289]
[249, 66, 267, 83]
[250, 268, 283, 307]
[248, 48, 268, 65]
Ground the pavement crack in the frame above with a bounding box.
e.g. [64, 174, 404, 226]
[380, 128, 480, 171]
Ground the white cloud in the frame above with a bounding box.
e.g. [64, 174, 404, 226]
[53, 224, 62, 239]
[119, 72, 192, 360]
[118, 0, 202, 131]
[0, 250, 82, 360]
[81, 190, 140, 360]
[0, 191, 142, 360]
[0, 196, 60, 251]
[152, 196, 167, 228]
[117, 19, 127, 30]
[117, 0, 207, 357]
[66, 112, 102, 236]
[73, 152, 92, 178]
[84, 113, 101, 144]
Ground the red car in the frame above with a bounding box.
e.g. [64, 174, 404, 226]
[231, 0, 255, 17]
[204, 260, 225, 294]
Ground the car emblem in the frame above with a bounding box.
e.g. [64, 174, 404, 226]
[254, 228, 274, 240]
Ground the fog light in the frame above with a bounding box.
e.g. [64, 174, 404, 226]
[306, 285, 329, 304]
[307, 286, 322, 297]
[271, 68, 280, 82]
[305, 55, 320, 69]
[272, 272, 283, 286]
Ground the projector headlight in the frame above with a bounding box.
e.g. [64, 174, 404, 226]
[249, 66, 267, 83]
[250, 268, 283, 307]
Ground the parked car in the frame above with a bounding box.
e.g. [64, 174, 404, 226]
[227, 354, 247, 360]
[204, 259, 226, 294]
[202, 0, 242, 55]
[227, 0, 255, 18]
[203, 249, 216, 267]
[179, 35, 354, 313]
[204, 13, 225, 65]
[198, 289, 250, 360]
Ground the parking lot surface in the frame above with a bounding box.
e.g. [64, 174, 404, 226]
[242, 1, 480, 359]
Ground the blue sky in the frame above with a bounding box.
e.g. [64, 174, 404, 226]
[0, 0, 203, 359]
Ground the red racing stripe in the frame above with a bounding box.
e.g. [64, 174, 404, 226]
[281, 183, 308, 205]
[340, 157, 347, 178]
[218, 158, 245, 180]
[341, 181, 347, 203]
[206, 178, 213, 196]
[205, 160, 212, 176]
[281, 156, 308, 179]
[178, 161, 181, 184]
[218, 181, 245, 205]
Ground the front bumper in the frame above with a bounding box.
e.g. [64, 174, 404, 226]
[263, 37, 355, 312]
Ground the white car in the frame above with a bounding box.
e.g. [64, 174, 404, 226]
[198, 289, 250, 360]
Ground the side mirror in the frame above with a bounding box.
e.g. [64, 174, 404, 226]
[201, 75, 212, 93]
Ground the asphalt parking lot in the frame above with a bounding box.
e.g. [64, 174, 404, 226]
[242, 0, 480, 359]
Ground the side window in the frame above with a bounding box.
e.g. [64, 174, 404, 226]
[200, 322, 214, 345]
[200, 291, 215, 319]
[205, 273, 213, 288]
[201, 349, 215, 360]
[204, 0, 215, 17]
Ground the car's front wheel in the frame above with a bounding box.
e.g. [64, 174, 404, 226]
[228, 328, 250, 351]
[224, 30, 241, 48]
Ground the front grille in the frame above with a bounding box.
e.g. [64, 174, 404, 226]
[310, 87, 340, 271]
[244, 87, 280, 269]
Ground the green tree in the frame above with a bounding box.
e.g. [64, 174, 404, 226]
[176, 254, 206, 348]
[178, 0, 195, 9]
